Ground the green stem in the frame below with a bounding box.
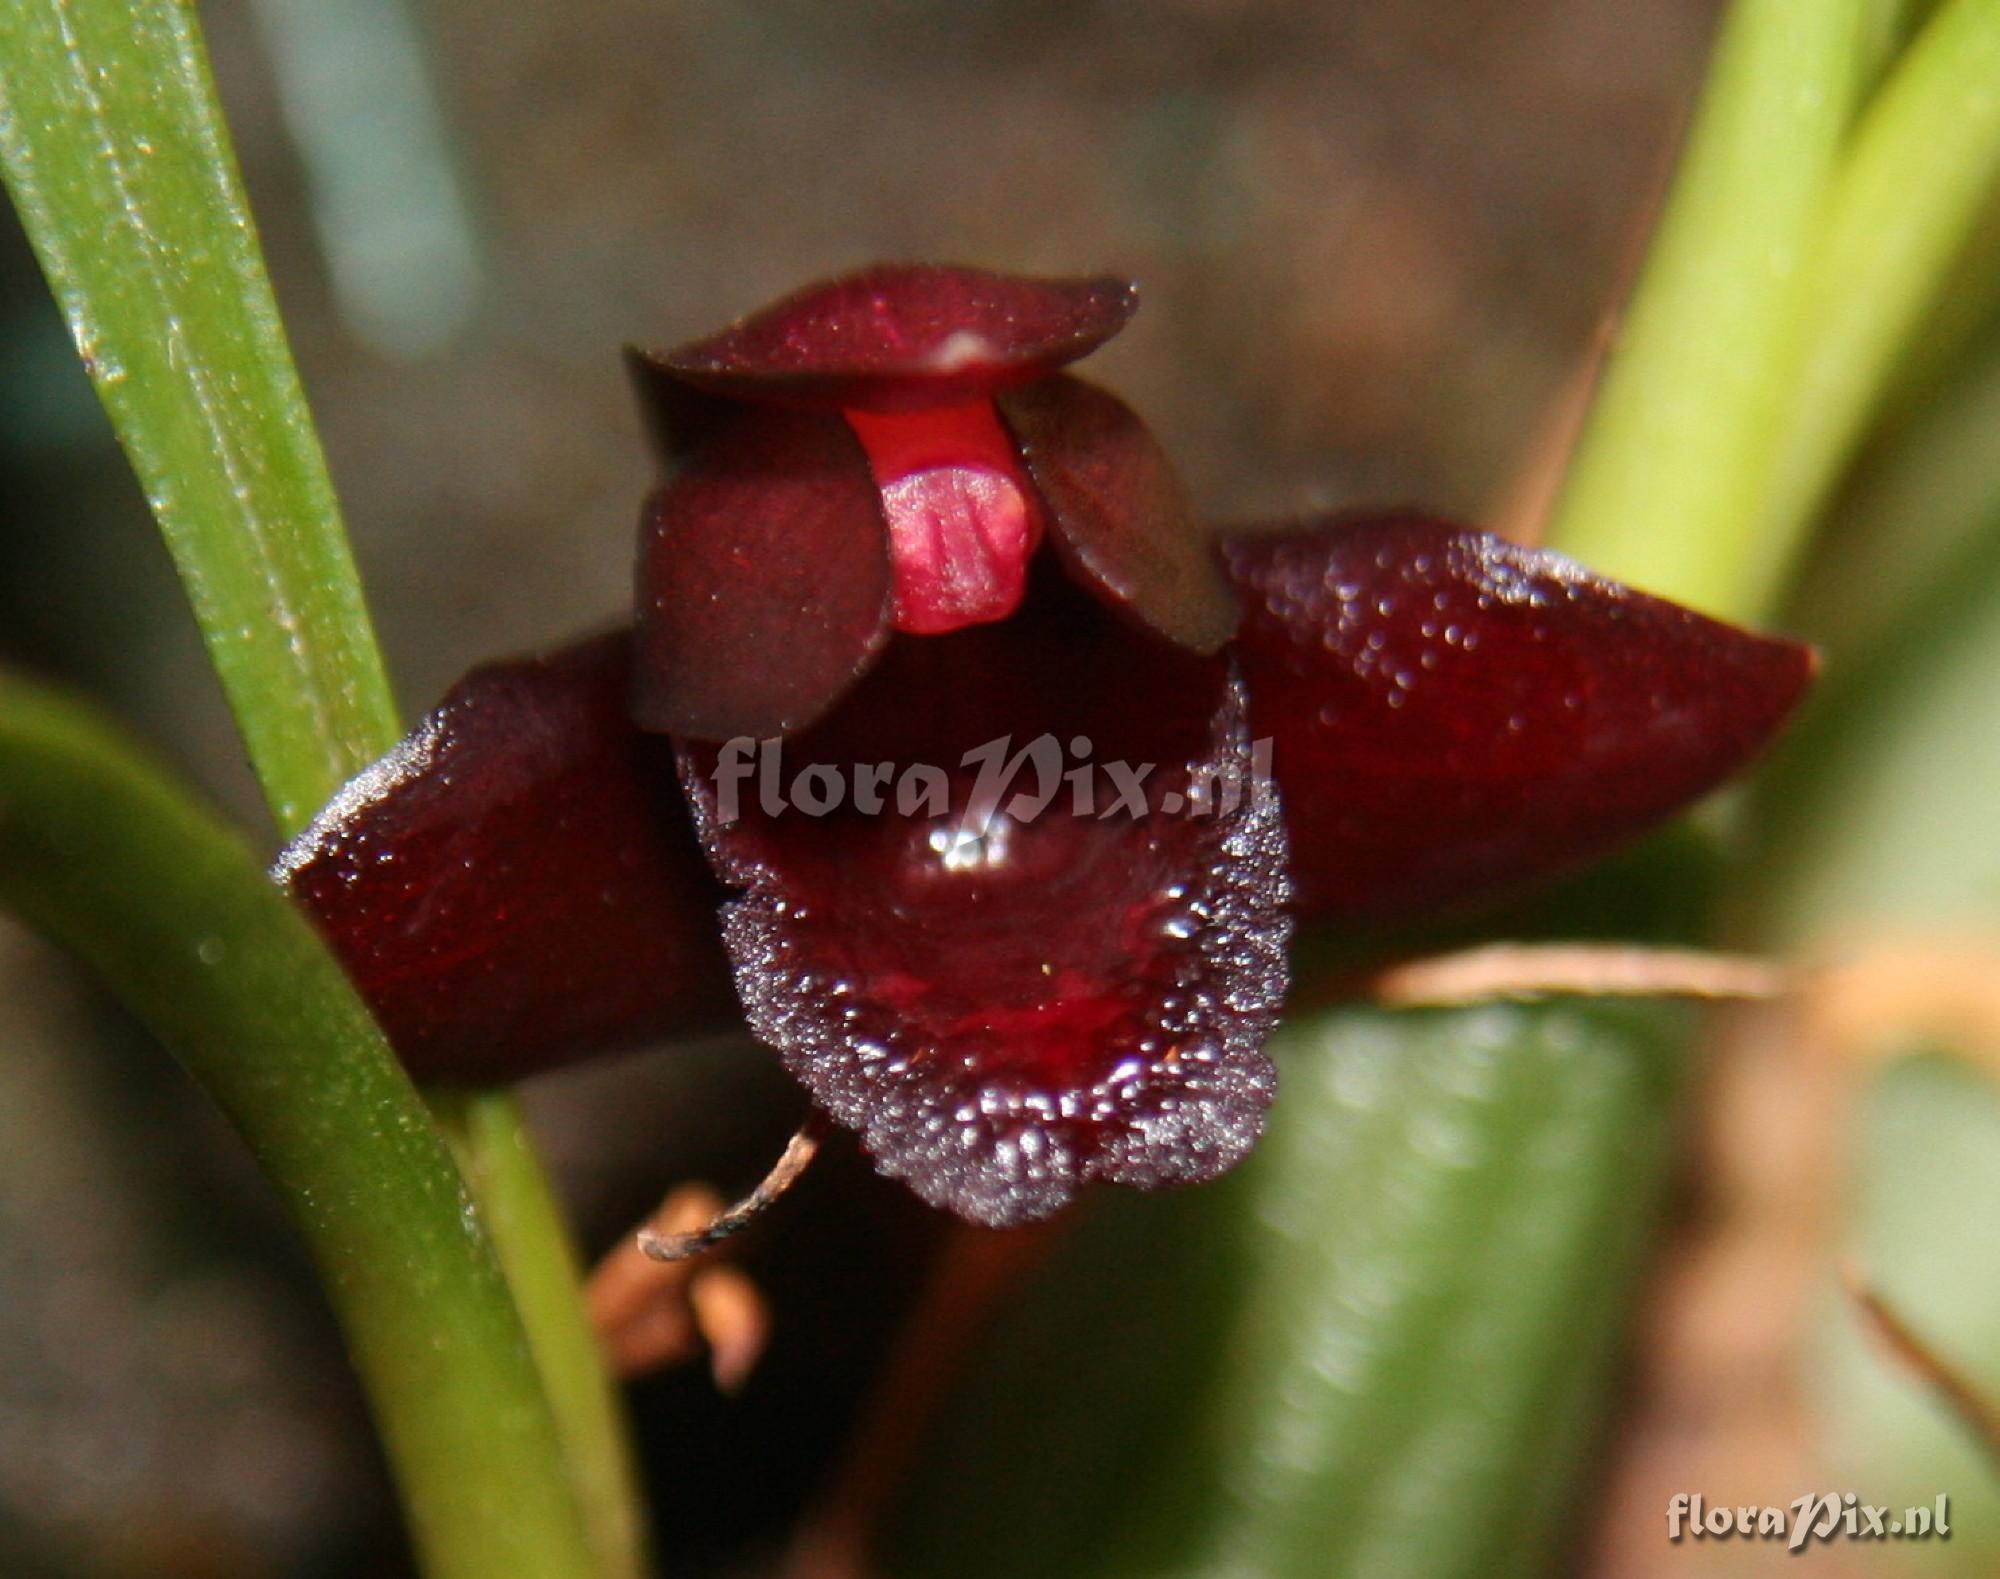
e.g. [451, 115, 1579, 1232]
[1788, 310, 2000, 656]
[1860, 0, 1941, 86]
[1747, 0, 2000, 614]
[0, 1, 649, 1570]
[438, 1092, 653, 1579]
[0, 0, 398, 837]
[0, 673, 598, 1579]
[1545, 0, 1869, 616]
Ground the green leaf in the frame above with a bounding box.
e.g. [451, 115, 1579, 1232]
[0, 670, 598, 1579]
[1749, 0, 2000, 612]
[1552, 0, 2000, 626]
[1, 8, 649, 1572]
[1860, 0, 1947, 88]
[1545, 0, 1870, 619]
[887, 999, 1687, 1579]
[438, 1089, 654, 1579]
[1750, 492, 2000, 941]
[1785, 308, 2000, 660]
[0, 0, 399, 836]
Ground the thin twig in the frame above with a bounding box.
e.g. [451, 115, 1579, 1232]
[1843, 1265, 2000, 1469]
[587, 1184, 774, 1388]
[1369, 942, 1790, 1009]
[639, 1110, 832, 1263]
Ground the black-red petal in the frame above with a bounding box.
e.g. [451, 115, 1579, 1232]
[631, 407, 896, 741]
[281, 635, 738, 1083]
[999, 375, 1239, 655]
[639, 264, 1139, 413]
[1225, 515, 1816, 920]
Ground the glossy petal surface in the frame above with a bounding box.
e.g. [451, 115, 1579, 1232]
[678, 584, 1292, 1225]
[1226, 515, 1816, 920]
[282, 635, 737, 1083]
[1000, 375, 1239, 654]
[641, 264, 1138, 412]
[632, 407, 895, 741]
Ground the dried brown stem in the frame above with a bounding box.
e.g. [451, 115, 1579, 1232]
[1844, 1266, 2000, 1470]
[639, 1110, 831, 1263]
[587, 1184, 773, 1388]
[1369, 941, 1790, 1009]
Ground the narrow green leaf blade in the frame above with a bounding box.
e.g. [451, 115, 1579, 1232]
[0, 0, 399, 835]
[1546, 0, 1869, 620]
[0, 670, 597, 1579]
[438, 1089, 655, 1579]
[1750, 0, 2000, 609]
[2, 11, 653, 1571]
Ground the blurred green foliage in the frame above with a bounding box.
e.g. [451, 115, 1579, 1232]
[891, 1001, 1687, 1579]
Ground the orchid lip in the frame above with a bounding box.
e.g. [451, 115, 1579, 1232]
[291, 512, 1816, 1153]
[674, 586, 1294, 1226]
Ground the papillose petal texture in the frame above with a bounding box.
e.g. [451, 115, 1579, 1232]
[640, 264, 1139, 411]
[280, 635, 737, 1083]
[1225, 515, 1817, 920]
[677, 577, 1292, 1225]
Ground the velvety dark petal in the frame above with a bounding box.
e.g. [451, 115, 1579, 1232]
[281, 634, 738, 1084]
[677, 585, 1292, 1226]
[639, 264, 1138, 412]
[999, 375, 1239, 654]
[632, 407, 895, 741]
[1225, 514, 1817, 921]
[624, 343, 739, 465]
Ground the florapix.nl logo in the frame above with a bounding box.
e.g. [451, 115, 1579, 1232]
[707, 732, 1277, 826]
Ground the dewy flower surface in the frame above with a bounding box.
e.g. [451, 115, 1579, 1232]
[283, 264, 1816, 1227]
[676, 576, 1291, 1225]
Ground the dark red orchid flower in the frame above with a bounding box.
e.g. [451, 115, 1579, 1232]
[281, 265, 1814, 1229]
